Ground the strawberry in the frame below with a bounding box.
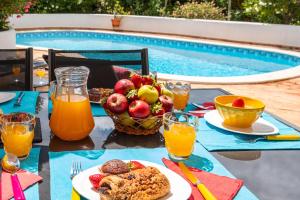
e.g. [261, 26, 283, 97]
[126, 89, 138, 102]
[142, 75, 154, 85]
[130, 73, 143, 88]
[128, 161, 145, 170]
[151, 102, 165, 116]
[232, 98, 245, 108]
[154, 83, 162, 95]
[89, 174, 105, 189]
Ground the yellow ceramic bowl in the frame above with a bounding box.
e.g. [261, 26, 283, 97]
[214, 95, 265, 128]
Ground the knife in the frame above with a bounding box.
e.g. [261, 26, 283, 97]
[266, 134, 300, 141]
[178, 162, 217, 200]
[14, 92, 25, 107]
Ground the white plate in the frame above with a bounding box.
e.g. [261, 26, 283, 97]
[72, 160, 192, 200]
[90, 100, 101, 104]
[0, 92, 16, 104]
[204, 110, 279, 136]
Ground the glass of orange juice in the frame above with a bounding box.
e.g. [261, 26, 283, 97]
[0, 113, 35, 159]
[34, 67, 47, 86]
[165, 81, 191, 111]
[163, 112, 198, 160]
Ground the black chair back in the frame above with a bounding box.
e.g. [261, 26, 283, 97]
[0, 48, 33, 91]
[47, 49, 149, 89]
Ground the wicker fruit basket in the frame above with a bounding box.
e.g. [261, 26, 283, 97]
[104, 108, 163, 135]
[99, 88, 163, 135]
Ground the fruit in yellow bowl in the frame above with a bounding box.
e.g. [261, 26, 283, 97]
[214, 95, 265, 128]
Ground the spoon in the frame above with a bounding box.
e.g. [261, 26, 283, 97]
[1, 153, 26, 200]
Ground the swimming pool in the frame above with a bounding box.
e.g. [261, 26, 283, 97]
[17, 31, 300, 78]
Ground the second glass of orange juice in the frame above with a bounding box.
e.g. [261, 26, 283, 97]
[0, 113, 35, 159]
[165, 81, 191, 111]
[163, 112, 198, 160]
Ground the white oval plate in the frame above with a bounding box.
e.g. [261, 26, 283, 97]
[90, 100, 100, 104]
[204, 110, 279, 136]
[72, 160, 192, 200]
[0, 92, 16, 104]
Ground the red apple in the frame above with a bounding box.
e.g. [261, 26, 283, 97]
[106, 93, 128, 114]
[114, 79, 135, 95]
[159, 95, 173, 112]
[232, 98, 245, 108]
[128, 100, 150, 119]
[130, 73, 143, 88]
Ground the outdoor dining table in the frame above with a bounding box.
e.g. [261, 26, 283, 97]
[4, 88, 300, 200]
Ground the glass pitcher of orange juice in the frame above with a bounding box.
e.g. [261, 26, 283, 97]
[49, 66, 94, 141]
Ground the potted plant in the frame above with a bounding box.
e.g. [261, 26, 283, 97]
[110, 1, 128, 28]
[111, 12, 122, 28]
[0, 0, 34, 49]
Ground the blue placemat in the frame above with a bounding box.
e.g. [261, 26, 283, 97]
[49, 144, 257, 200]
[0, 91, 39, 114]
[0, 148, 41, 200]
[48, 99, 107, 117]
[197, 112, 300, 151]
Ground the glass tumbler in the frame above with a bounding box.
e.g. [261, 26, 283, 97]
[165, 81, 191, 111]
[0, 112, 35, 159]
[163, 112, 198, 161]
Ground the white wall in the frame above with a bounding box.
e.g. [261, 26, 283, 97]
[0, 29, 16, 49]
[9, 14, 300, 48]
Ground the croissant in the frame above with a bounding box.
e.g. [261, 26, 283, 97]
[99, 166, 170, 200]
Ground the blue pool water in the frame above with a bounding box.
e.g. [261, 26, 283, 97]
[17, 31, 300, 77]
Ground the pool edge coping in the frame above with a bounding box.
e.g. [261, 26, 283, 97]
[16, 29, 300, 84]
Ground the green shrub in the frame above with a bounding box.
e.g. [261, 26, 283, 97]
[242, 0, 300, 25]
[31, 0, 99, 13]
[172, 1, 226, 20]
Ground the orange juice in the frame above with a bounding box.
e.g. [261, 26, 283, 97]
[164, 123, 196, 157]
[1, 124, 34, 158]
[173, 92, 190, 110]
[12, 66, 21, 75]
[50, 94, 94, 141]
[35, 69, 46, 78]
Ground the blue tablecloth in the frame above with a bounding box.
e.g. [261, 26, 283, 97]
[198, 112, 300, 151]
[48, 99, 107, 117]
[49, 144, 258, 200]
[0, 91, 39, 114]
[0, 148, 41, 200]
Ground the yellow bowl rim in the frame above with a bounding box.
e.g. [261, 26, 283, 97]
[214, 95, 265, 110]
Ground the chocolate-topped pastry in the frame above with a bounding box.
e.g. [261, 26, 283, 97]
[101, 159, 130, 174]
[89, 88, 101, 102]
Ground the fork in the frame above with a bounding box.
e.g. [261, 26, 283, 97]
[14, 92, 25, 107]
[70, 161, 82, 200]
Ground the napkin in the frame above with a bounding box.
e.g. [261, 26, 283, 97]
[1, 170, 42, 200]
[187, 102, 215, 118]
[162, 158, 243, 200]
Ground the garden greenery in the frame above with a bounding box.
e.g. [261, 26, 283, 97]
[0, 0, 34, 30]
[1, 0, 299, 26]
